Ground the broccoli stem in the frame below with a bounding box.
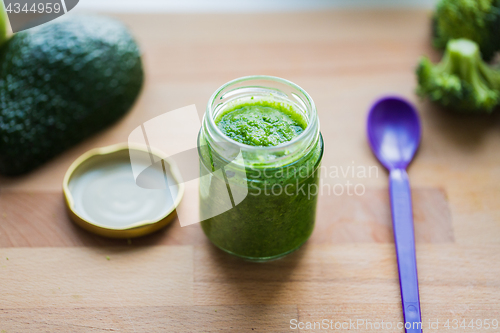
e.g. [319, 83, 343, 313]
[0, 0, 9, 47]
[445, 39, 497, 103]
[478, 57, 500, 90]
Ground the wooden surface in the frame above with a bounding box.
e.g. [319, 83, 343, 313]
[1, 10, 500, 332]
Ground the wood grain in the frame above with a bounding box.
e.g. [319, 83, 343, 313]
[0, 187, 452, 247]
[0, 9, 499, 333]
[0, 305, 301, 332]
[0, 246, 193, 309]
[0, 244, 499, 332]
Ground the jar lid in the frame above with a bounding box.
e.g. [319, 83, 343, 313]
[63, 143, 184, 238]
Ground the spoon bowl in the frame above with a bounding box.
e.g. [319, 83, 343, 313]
[367, 97, 421, 170]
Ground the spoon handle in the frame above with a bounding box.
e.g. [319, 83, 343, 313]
[389, 168, 422, 333]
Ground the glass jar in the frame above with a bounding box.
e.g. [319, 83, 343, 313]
[198, 75, 323, 261]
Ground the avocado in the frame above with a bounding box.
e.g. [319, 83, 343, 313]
[0, 15, 144, 175]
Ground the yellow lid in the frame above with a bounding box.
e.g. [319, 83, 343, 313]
[63, 143, 184, 238]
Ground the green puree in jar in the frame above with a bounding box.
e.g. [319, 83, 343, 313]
[216, 103, 306, 147]
[200, 100, 322, 261]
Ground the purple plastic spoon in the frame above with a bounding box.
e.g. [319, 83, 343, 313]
[367, 96, 422, 333]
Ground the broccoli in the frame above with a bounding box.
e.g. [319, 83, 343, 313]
[433, 0, 500, 61]
[416, 38, 500, 113]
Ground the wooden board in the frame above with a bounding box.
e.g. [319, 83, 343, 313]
[1, 10, 500, 332]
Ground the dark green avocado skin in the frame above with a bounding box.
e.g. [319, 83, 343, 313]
[0, 15, 144, 175]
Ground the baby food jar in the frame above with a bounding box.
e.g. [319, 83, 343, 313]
[198, 75, 323, 261]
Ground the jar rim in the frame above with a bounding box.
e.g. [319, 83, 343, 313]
[205, 75, 318, 153]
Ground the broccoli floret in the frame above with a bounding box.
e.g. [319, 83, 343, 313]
[433, 0, 500, 61]
[416, 38, 500, 113]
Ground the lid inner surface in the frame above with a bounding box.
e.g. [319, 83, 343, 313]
[68, 150, 178, 229]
